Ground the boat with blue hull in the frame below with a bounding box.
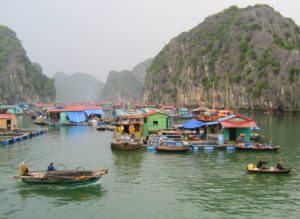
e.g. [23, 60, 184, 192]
[235, 143, 279, 151]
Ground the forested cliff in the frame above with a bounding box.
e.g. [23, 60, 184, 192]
[142, 5, 300, 112]
[0, 25, 55, 104]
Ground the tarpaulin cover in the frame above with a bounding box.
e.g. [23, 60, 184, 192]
[182, 119, 206, 129]
[85, 109, 104, 117]
[67, 112, 86, 123]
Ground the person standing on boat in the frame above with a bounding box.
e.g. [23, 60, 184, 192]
[276, 158, 285, 170]
[237, 133, 246, 144]
[19, 162, 30, 176]
[47, 162, 57, 171]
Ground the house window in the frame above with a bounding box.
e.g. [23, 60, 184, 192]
[153, 121, 158, 126]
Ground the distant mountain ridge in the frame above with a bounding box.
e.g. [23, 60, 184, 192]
[0, 25, 55, 104]
[100, 58, 152, 102]
[53, 72, 104, 102]
[142, 5, 300, 112]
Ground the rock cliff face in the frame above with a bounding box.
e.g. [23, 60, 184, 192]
[53, 72, 104, 102]
[0, 25, 55, 104]
[100, 58, 152, 102]
[142, 5, 300, 112]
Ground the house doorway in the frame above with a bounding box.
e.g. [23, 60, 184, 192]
[229, 128, 237, 141]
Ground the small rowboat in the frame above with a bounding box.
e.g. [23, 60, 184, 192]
[155, 145, 190, 152]
[14, 169, 108, 185]
[247, 168, 291, 174]
[235, 144, 279, 151]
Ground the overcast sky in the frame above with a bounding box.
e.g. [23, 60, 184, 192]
[1, 0, 299, 82]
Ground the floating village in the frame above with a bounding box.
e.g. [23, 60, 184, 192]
[0, 100, 291, 186]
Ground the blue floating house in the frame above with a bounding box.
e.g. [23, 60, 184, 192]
[0, 105, 23, 115]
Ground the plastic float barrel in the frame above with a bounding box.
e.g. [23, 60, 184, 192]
[226, 146, 236, 151]
[247, 163, 255, 170]
[147, 146, 156, 152]
[192, 146, 199, 151]
[218, 134, 224, 145]
[1, 140, 9, 145]
[204, 146, 214, 152]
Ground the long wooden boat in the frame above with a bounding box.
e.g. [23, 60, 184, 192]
[235, 144, 279, 151]
[14, 169, 108, 185]
[247, 168, 291, 174]
[96, 126, 106, 131]
[111, 141, 142, 150]
[155, 145, 190, 152]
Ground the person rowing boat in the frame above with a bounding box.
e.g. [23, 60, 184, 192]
[256, 157, 268, 170]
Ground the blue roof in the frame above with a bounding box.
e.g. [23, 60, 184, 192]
[67, 112, 86, 123]
[85, 109, 104, 117]
[182, 119, 206, 129]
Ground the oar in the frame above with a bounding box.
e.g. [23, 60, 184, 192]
[56, 163, 67, 170]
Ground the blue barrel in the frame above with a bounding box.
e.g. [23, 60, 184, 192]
[218, 134, 224, 145]
[147, 146, 156, 152]
[193, 146, 199, 151]
[226, 146, 235, 151]
[204, 146, 214, 151]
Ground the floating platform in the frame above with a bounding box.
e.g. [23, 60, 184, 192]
[0, 128, 48, 146]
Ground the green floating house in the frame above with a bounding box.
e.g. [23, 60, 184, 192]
[219, 115, 257, 142]
[143, 111, 168, 138]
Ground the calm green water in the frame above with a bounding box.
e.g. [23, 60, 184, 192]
[0, 114, 299, 219]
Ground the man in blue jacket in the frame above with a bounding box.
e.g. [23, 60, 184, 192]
[47, 162, 57, 171]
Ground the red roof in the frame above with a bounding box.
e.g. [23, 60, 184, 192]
[0, 113, 15, 119]
[220, 115, 257, 128]
[144, 111, 167, 117]
[48, 106, 102, 113]
[48, 108, 85, 113]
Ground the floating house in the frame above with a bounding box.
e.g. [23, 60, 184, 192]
[47, 108, 87, 126]
[47, 106, 104, 126]
[0, 105, 23, 115]
[177, 107, 193, 118]
[219, 115, 257, 142]
[0, 114, 17, 131]
[143, 111, 168, 138]
[190, 107, 209, 117]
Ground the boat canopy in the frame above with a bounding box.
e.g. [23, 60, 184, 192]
[67, 112, 86, 123]
[182, 119, 206, 129]
[85, 109, 104, 117]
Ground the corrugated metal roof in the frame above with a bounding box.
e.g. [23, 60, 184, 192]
[0, 113, 15, 119]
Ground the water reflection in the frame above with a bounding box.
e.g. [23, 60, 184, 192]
[17, 183, 106, 205]
[112, 150, 144, 177]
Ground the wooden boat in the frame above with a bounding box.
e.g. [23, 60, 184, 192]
[111, 141, 142, 150]
[14, 169, 108, 185]
[235, 144, 279, 151]
[155, 145, 190, 152]
[33, 121, 47, 126]
[247, 168, 291, 174]
[96, 126, 106, 131]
